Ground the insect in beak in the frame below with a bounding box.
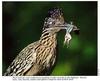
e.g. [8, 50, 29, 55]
[46, 21, 79, 48]
[63, 22, 80, 48]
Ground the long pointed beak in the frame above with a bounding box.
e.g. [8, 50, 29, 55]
[73, 26, 80, 34]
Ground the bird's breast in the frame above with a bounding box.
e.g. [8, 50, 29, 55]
[36, 34, 57, 68]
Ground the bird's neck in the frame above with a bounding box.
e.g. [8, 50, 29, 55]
[40, 30, 57, 47]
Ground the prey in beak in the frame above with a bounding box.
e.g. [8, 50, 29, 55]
[63, 22, 80, 47]
[45, 21, 79, 48]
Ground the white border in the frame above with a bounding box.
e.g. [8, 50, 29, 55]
[0, 0, 99, 81]
[1, 0, 99, 1]
[98, 0, 100, 76]
[0, 0, 2, 76]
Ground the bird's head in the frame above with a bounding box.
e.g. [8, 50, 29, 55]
[43, 7, 65, 31]
[42, 7, 79, 46]
[43, 7, 79, 33]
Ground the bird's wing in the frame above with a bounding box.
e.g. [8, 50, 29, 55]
[4, 41, 39, 76]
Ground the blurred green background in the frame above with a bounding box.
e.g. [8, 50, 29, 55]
[3, 1, 97, 76]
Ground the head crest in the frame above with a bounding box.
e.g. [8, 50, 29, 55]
[48, 7, 63, 18]
[43, 7, 64, 30]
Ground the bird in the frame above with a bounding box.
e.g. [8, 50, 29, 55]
[4, 7, 79, 76]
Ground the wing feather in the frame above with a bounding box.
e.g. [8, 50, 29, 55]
[4, 41, 39, 76]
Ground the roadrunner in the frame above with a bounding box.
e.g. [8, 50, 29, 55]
[4, 7, 79, 76]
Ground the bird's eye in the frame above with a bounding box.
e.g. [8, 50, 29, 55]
[49, 21, 52, 24]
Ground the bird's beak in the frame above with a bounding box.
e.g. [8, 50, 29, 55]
[73, 26, 80, 35]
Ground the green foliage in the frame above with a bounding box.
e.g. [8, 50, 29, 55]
[51, 63, 72, 75]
